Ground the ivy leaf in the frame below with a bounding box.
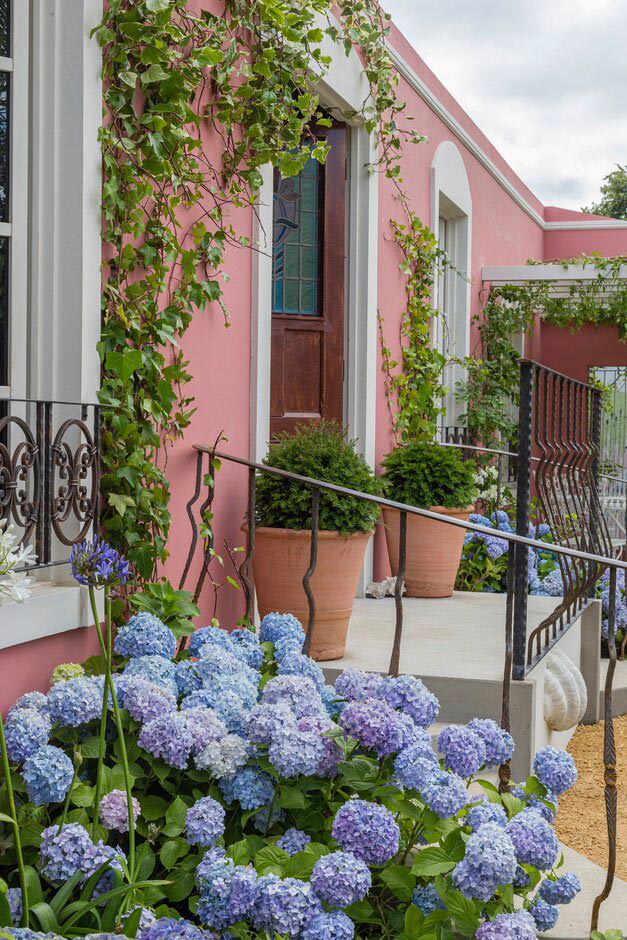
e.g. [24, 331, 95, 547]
[105, 348, 142, 383]
[146, 0, 172, 12]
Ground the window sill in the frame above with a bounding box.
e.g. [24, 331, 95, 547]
[0, 580, 102, 651]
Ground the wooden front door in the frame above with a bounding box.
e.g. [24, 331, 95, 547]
[270, 125, 346, 439]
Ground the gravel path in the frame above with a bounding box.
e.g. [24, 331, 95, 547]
[555, 714, 627, 881]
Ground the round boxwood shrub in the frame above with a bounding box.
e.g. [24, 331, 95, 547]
[382, 441, 477, 508]
[255, 422, 381, 533]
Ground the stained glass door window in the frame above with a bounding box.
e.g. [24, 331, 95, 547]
[272, 157, 322, 316]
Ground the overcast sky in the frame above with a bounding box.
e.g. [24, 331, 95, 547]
[385, 0, 627, 210]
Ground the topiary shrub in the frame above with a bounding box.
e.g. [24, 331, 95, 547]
[382, 442, 477, 509]
[255, 422, 381, 534]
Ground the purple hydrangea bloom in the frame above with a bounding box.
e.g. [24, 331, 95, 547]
[47, 677, 102, 727]
[142, 917, 212, 940]
[175, 661, 202, 696]
[121, 907, 157, 939]
[99, 789, 140, 833]
[276, 828, 311, 856]
[182, 707, 228, 756]
[230, 628, 264, 669]
[7, 887, 22, 926]
[339, 698, 405, 757]
[8, 691, 49, 718]
[302, 911, 355, 940]
[138, 713, 194, 769]
[421, 770, 468, 819]
[467, 718, 515, 767]
[262, 674, 326, 719]
[533, 746, 577, 794]
[311, 851, 371, 908]
[530, 897, 559, 931]
[23, 745, 74, 805]
[114, 612, 176, 660]
[297, 715, 342, 777]
[539, 872, 581, 905]
[247, 701, 296, 744]
[278, 651, 326, 690]
[437, 725, 486, 777]
[379, 675, 440, 727]
[195, 733, 250, 778]
[39, 823, 92, 883]
[332, 800, 399, 866]
[411, 884, 445, 914]
[259, 612, 305, 647]
[396, 712, 429, 750]
[5, 707, 51, 763]
[452, 823, 517, 901]
[253, 874, 321, 937]
[269, 724, 326, 778]
[122, 677, 177, 723]
[475, 910, 536, 940]
[70, 537, 130, 587]
[123, 655, 178, 697]
[507, 809, 559, 870]
[185, 796, 225, 847]
[196, 849, 257, 928]
[465, 799, 508, 832]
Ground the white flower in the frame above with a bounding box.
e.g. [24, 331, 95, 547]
[0, 521, 36, 603]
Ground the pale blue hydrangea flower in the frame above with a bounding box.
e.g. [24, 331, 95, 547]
[195, 849, 257, 929]
[207, 690, 252, 735]
[465, 799, 508, 832]
[269, 723, 326, 778]
[143, 916, 213, 940]
[261, 674, 326, 720]
[334, 669, 383, 703]
[253, 873, 321, 937]
[511, 785, 558, 823]
[138, 713, 194, 769]
[182, 707, 228, 756]
[475, 910, 536, 940]
[175, 660, 202, 696]
[276, 828, 311, 856]
[247, 701, 296, 744]
[114, 612, 176, 660]
[467, 718, 515, 767]
[47, 677, 102, 727]
[395, 755, 439, 792]
[121, 677, 177, 723]
[533, 745, 577, 794]
[8, 691, 49, 718]
[530, 897, 559, 931]
[23, 746, 74, 805]
[339, 698, 406, 757]
[411, 884, 445, 914]
[4, 707, 51, 763]
[39, 823, 92, 883]
[195, 733, 250, 778]
[230, 627, 264, 669]
[437, 725, 486, 777]
[186, 796, 225, 848]
[7, 887, 22, 926]
[452, 822, 517, 901]
[301, 910, 355, 940]
[310, 851, 371, 908]
[121, 906, 157, 940]
[259, 612, 305, 647]
[539, 872, 581, 905]
[218, 766, 275, 810]
[277, 651, 326, 690]
[320, 683, 343, 717]
[123, 655, 178, 696]
[378, 675, 440, 727]
[192, 671, 259, 710]
[507, 809, 559, 870]
[195, 646, 258, 687]
[188, 624, 232, 657]
[332, 799, 399, 866]
[421, 770, 468, 818]
[81, 841, 126, 897]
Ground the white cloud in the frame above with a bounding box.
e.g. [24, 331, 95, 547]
[385, 0, 627, 208]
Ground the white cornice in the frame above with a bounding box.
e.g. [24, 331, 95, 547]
[386, 40, 627, 236]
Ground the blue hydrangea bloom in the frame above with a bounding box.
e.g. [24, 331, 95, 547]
[539, 872, 581, 905]
[507, 809, 559, 870]
[123, 656, 178, 697]
[393, 742, 440, 791]
[253, 874, 321, 937]
[142, 917, 213, 940]
[81, 841, 126, 897]
[39, 823, 92, 883]
[278, 651, 326, 690]
[192, 671, 259, 710]
[311, 851, 371, 908]
[138, 713, 194, 769]
[411, 884, 445, 915]
[195, 733, 250, 778]
[188, 625, 233, 658]
[276, 828, 311, 856]
[467, 718, 515, 767]
[475, 910, 536, 940]
[452, 822, 517, 901]
[5, 707, 51, 763]
[47, 677, 102, 727]
[195, 646, 258, 686]
[122, 677, 177, 723]
[437, 725, 486, 777]
[465, 799, 508, 832]
[268, 724, 326, 778]
[8, 691, 48, 718]
[262, 675, 326, 719]
[378, 675, 440, 727]
[196, 849, 257, 929]
[320, 683, 343, 717]
[511, 785, 558, 823]
[23, 745, 74, 805]
[296, 715, 342, 778]
[230, 628, 264, 669]
[514, 865, 531, 888]
[530, 897, 559, 931]
[114, 612, 176, 660]
[206, 690, 251, 736]
[175, 660, 202, 696]
[533, 745, 577, 794]
[121, 907, 157, 939]
[259, 612, 305, 647]
[252, 803, 285, 833]
[247, 701, 296, 744]
[421, 770, 468, 819]
[7, 887, 22, 926]
[301, 911, 355, 940]
[332, 800, 399, 866]
[186, 796, 225, 848]
[218, 766, 275, 810]
[393, 739, 437, 776]
[182, 707, 228, 756]
[339, 698, 406, 757]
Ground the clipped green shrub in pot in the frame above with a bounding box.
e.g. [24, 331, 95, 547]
[382, 442, 476, 597]
[253, 422, 381, 660]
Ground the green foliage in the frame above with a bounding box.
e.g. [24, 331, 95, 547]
[255, 422, 382, 534]
[382, 442, 476, 509]
[456, 538, 509, 593]
[584, 164, 627, 220]
[128, 582, 199, 639]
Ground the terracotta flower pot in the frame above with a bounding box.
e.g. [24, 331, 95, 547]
[252, 527, 371, 661]
[384, 506, 472, 598]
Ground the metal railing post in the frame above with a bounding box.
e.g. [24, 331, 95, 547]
[512, 361, 533, 679]
[302, 487, 320, 656]
[389, 510, 407, 677]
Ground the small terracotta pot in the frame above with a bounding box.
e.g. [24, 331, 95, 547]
[252, 527, 371, 661]
[384, 506, 472, 598]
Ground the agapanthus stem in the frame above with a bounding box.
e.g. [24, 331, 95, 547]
[0, 711, 29, 928]
[92, 668, 110, 839]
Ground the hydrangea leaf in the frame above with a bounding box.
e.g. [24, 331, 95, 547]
[411, 847, 457, 877]
[379, 863, 415, 902]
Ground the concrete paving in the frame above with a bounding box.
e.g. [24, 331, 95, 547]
[546, 845, 627, 938]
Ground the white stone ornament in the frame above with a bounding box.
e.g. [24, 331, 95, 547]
[543, 648, 587, 731]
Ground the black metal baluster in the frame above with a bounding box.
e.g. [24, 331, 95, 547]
[92, 404, 101, 538]
[35, 402, 45, 563]
[302, 487, 320, 656]
[513, 361, 533, 679]
[193, 455, 216, 604]
[43, 401, 53, 566]
[179, 449, 205, 590]
[389, 510, 407, 677]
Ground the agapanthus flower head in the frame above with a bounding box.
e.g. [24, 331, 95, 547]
[311, 851, 372, 908]
[507, 808, 559, 870]
[302, 910, 355, 940]
[23, 745, 74, 805]
[70, 537, 130, 587]
[411, 884, 445, 915]
[378, 674, 440, 727]
[122, 677, 177, 723]
[253, 874, 321, 937]
[4, 706, 51, 763]
[452, 822, 517, 901]
[99, 789, 141, 833]
[467, 718, 514, 767]
[138, 712, 194, 769]
[277, 650, 326, 690]
[276, 828, 311, 856]
[539, 872, 581, 905]
[195, 733, 250, 778]
[218, 765, 275, 810]
[142, 916, 213, 940]
[437, 725, 486, 778]
[114, 612, 177, 660]
[339, 698, 406, 757]
[420, 770, 468, 819]
[123, 655, 178, 697]
[183, 706, 228, 756]
[186, 796, 225, 848]
[465, 799, 508, 832]
[475, 910, 536, 940]
[47, 676, 102, 727]
[51, 662, 85, 685]
[332, 799, 400, 866]
[533, 745, 577, 794]
[529, 897, 559, 932]
[261, 674, 326, 719]
[259, 612, 305, 648]
[247, 701, 296, 744]
[39, 823, 92, 883]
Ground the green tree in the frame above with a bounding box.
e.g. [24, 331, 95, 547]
[584, 164, 627, 220]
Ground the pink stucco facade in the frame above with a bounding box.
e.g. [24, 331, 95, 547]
[2, 9, 626, 710]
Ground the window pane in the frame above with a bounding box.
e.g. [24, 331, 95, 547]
[0, 71, 9, 222]
[0, 1, 9, 58]
[0, 237, 8, 385]
[272, 157, 322, 316]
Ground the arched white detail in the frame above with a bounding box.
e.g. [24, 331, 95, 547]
[430, 141, 472, 430]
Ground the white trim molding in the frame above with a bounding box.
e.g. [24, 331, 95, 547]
[483, 263, 627, 283]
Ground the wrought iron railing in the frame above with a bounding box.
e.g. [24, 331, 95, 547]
[0, 398, 100, 570]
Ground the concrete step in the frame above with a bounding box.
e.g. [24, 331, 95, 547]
[545, 844, 627, 939]
[599, 657, 627, 717]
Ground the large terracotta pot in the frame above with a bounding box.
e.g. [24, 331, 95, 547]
[384, 506, 472, 598]
[252, 527, 371, 661]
